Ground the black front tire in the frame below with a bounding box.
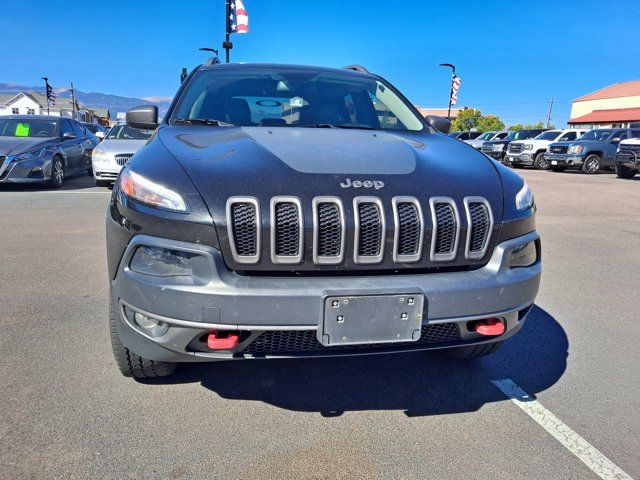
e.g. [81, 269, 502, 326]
[109, 302, 177, 379]
[533, 152, 549, 170]
[441, 341, 502, 360]
[615, 164, 637, 179]
[582, 154, 601, 174]
[47, 156, 64, 188]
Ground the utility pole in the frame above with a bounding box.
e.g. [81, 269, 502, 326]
[546, 97, 554, 129]
[439, 63, 456, 120]
[41, 77, 49, 115]
[70, 82, 77, 120]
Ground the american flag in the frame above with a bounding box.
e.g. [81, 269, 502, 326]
[450, 74, 461, 106]
[228, 0, 249, 34]
[46, 82, 56, 106]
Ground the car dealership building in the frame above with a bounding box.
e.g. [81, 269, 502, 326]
[568, 80, 640, 129]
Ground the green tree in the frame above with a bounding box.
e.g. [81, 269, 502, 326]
[450, 108, 481, 132]
[508, 121, 554, 130]
[476, 115, 505, 132]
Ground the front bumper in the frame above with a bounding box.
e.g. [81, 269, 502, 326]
[546, 153, 584, 168]
[505, 153, 534, 166]
[0, 156, 53, 184]
[111, 231, 541, 362]
[615, 151, 640, 169]
[483, 150, 505, 159]
[92, 160, 123, 182]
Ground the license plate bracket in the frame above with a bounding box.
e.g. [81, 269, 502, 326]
[319, 294, 424, 346]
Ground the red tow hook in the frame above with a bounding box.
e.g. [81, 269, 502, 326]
[475, 318, 505, 336]
[207, 330, 239, 350]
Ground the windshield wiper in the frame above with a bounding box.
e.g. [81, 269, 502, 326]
[299, 123, 376, 130]
[172, 118, 234, 127]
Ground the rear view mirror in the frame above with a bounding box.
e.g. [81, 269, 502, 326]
[426, 115, 451, 134]
[127, 105, 159, 130]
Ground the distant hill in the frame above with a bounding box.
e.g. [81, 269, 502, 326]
[0, 82, 172, 117]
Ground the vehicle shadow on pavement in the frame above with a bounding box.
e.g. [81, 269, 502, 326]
[0, 173, 102, 192]
[157, 305, 567, 417]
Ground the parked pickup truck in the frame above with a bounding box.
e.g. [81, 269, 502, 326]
[481, 129, 545, 163]
[547, 128, 640, 173]
[466, 131, 509, 150]
[448, 131, 483, 141]
[505, 129, 587, 170]
[614, 137, 640, 179]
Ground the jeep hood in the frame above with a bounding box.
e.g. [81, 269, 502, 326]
[157, 126, 504, 219]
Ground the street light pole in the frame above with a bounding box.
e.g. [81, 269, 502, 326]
[439, 63, 456, 120]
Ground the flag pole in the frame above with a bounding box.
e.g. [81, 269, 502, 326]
[41, 77, 49, 115]
[223, 0, 232, 63]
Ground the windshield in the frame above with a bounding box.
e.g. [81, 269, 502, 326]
[171, 67, 425, 131]
[580, 130, 612, 141]
[106, 124, 153, 140]
[0, 118, 58, 138]
[504, 130, 536, 141]
[535, 131, 561, 141]
[478, 132, 495, 141]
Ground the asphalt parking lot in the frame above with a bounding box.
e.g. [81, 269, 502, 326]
[1, 169, 638, 479]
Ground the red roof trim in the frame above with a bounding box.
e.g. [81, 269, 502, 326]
[568, 107, 640, 124]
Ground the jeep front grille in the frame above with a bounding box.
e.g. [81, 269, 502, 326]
[313, 198, 344, 264]
[225, 195, 493, 267]
[271, 197, 303, 264]
[430, 198, 459, 261]
[393, 197, 423, 263]
[242, 323, 461, 355]
[227, 197, 260, 264]
[354, 198, 384, 264]
[464, 198, 493, 259]
[114, 154, 134, 166]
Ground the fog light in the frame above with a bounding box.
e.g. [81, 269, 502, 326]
[130, 246, 193, 277]
[134, 311, 169, 337]
[510, 242, 537, 268]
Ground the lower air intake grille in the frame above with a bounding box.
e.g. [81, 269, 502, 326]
[243, 323, 461, 355]
[397, 202, 421, 256]
[434, 203, 457, 255]
[274, 202, 300, 257]
[231, 203, 258, 257]
[357, 202, 382, 258]
[468, 202, 490, 253]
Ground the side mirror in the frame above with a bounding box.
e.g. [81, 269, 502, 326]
[610, 138, 621, 143]
[126, 105, 158, 130]
[426, 115, 451, 134]
[62, 131, 76, 140]
[95, 131, 105, 140]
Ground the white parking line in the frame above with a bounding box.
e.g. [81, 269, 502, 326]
[492, 379, 631, 480]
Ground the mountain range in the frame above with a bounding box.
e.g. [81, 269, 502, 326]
[0, 82, 172, 117]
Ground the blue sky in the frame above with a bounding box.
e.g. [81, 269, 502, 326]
[1, 0, 639, 126]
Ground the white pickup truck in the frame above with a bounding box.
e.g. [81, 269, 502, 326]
[505, 129, 588, 169]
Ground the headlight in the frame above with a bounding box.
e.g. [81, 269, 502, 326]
[119, 168, 187, 212]
[15, 148, 47, 161]
[515, 182, 534, 211]
[568, 145, 583, 154]
[92, 149, 109, 163]
[496, 144, 505, 150]
[524, 144, 533, 150]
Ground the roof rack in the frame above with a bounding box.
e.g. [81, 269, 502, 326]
[342, 65, 371, 74]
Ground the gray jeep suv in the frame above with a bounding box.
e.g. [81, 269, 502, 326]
[107, 63, 541, 379]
